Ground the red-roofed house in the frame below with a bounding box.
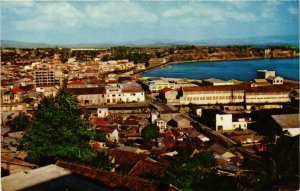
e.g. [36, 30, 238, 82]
[159, 88, 178, 104]
[11, 88, 25, 94]
[67, 80, 87, 88]
[2, 88, 25, 104]
[109, 149, 147, 167]
[96, 126, 119, 142]
[93, 118, 111, 127]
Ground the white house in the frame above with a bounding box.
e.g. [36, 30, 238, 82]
[151, 111, 160, 124]
[159, 88, 178, 104]
[155, 118, 167, 133]
[216, 114, 248, 131]
[97, 127, 119, 142]
[120, 82, 145, 103]
[257, 70, 276, 79]
[266, 76, 284, 85]
[97, 108, 108, 118]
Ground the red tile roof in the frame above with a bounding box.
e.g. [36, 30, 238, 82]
[160, 88, 173, 93]
[56, 160, 160, 191]
[68, 80, 87, 85]
[162, 138, 176, 149]
[109, 150, 148, 166]
[1, 155, 37, 168]
[128, 159, 166, 179]
[182, 84, 290, 93]
[93, 118, 111, 127]
[11, 88, 25, 94]
[97, 126, 117, 134]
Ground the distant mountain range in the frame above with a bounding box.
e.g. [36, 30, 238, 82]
[1, 35, 298, 48]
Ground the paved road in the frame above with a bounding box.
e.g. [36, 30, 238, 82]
[146, 94, 177, 112]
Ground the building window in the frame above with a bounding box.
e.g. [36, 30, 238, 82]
[221, 117, 223, 121]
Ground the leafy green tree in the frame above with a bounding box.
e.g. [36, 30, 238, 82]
[164, 151, 233, 191]
[91, 132, 106, 142]
[272, 135, 299, 190]
[10, 112, 30, 131]
[141, 124, 159, 141]
[22, 90, 95, 165]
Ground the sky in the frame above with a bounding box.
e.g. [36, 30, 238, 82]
[1, 0, 299, 44]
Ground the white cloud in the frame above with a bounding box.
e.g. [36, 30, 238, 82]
[85, 2, 157, 27]
[260, 1, 281, 18]
[11, 1, 82, 31]
[288, 7, 298, 15]
[162, 2, 257, 24]
[7, 1, 158, 31]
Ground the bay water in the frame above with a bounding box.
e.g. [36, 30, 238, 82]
[143, 58, 299, 81]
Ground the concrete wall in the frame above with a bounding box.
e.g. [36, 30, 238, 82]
[215, 114, 232, 131]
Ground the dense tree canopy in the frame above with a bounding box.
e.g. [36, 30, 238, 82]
[272, 135, 299, 190]
[165, 151, 236, 191]
[10, 112, 30, 131]
[141, 124, 159, 141]
[22, 90, 106, 166]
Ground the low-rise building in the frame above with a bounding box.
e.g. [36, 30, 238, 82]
[257, 70, 275, 79]
[155, 118, 167, 133]
[67, 87, 106, 106]
[97, 127, 119, 142]
[168, 115, 191, 128]
[159, 88, 178, 103]
[147, 80, 175, 92]
[149, 58, 167, 66]
[266, 76, 284, 85]
[135, 63, 146, 70]
[202, 78, 234, 86]
[272, 114, 300, 137]
[97, 108, 108, 118]
[216, 114, 248, 131]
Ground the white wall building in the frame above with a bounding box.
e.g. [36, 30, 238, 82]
[257, 70, 276, 79]
[215, 114, 248, 131]
[97, 108, 108, 118]
[266, 76, 284, 85]
[155, 118, 167, 133]
[180, 85, 290, 106]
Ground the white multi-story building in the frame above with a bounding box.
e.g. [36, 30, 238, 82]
[179, 84, 290, 106]
[120, 82, 145, 103]
[180, 85, 245, 105]
[245, 86, 290, 104]
[67, 82, 145, 106]
[33, 63, 62, 86]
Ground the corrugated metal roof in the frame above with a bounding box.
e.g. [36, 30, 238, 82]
[272, 114, 299, 129]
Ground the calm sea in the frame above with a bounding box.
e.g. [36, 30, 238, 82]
[143, 58, 300, 81]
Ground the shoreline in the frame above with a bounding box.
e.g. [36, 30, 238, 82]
[135, 56, 299, 75]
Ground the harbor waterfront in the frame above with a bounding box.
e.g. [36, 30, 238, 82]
[143, 58, 300, 81]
